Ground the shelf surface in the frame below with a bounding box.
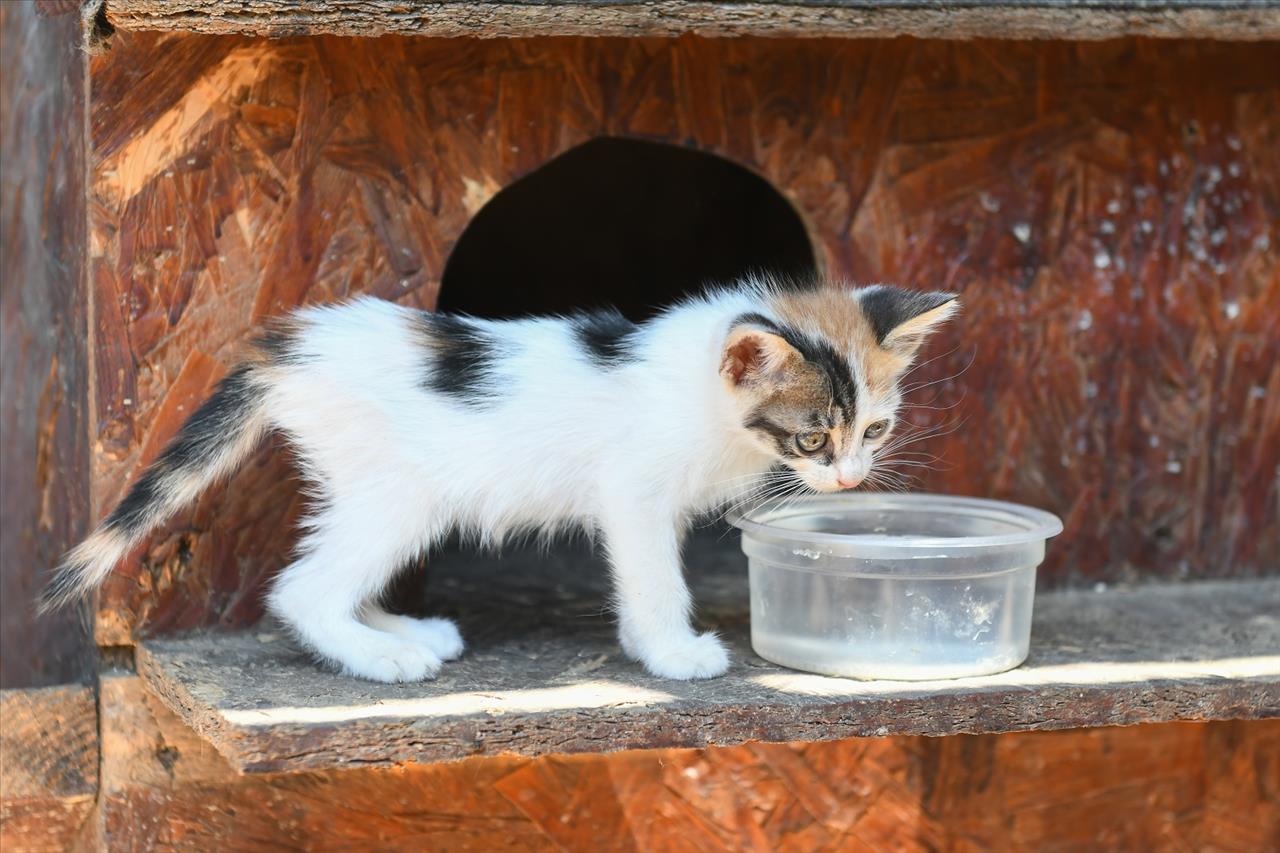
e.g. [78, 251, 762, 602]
[103, 1, 1280, 41]
[136, 530, 1280, 773]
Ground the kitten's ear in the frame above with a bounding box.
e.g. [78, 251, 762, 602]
[721, 322, 798, 387]
[859, 286, 959, 358]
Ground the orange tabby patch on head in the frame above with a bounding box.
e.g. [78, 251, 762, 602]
[766, 287, 906, 391]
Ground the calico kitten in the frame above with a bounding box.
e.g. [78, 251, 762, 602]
[45, 278, 957, 682]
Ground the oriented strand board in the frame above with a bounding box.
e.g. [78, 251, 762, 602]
[96, 673, 1280, 851]
[87, 35, 1280, 641]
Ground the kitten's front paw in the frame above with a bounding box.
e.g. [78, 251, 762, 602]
[344, 639, 442, 683]
[637, 632, 730, 680]
[391, 616, 465, 661]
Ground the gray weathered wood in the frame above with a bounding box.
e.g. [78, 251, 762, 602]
[0, 685, 98, 851]
[104, 0, 1280, 40]
[136, 531, 1280, 773]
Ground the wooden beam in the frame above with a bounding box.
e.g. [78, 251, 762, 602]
[103, 0, 1280, 40]
[135, 543, 1280, 772]
[0, 686, 98, 852]
[0, 0, 94, 690]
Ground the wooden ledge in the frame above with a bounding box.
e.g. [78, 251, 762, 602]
[135, 532, 1280, 773]
[103, 1, 1280, 41]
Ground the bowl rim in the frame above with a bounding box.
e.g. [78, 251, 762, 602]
[727, 492, 1064, 551]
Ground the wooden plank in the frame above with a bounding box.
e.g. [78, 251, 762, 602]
[0, 0, 94, 687]
[85, 33, 1280, 643]
[135, 532, 1280, 772]
[0, 686, 98, 853]
[96, 671, 1280, 849]
[104, 1, 1280, 40]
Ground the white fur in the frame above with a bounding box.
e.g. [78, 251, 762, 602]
[262, 291, 782, 681]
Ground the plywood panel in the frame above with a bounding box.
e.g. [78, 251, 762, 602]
[87, 34, 1280, 640]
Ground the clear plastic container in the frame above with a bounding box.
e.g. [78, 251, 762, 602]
[729, 493, 1063, 680]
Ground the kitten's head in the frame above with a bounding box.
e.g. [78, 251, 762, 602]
[720, 284, 958, 492]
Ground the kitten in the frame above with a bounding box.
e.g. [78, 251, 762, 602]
[44, 278, 957, 682]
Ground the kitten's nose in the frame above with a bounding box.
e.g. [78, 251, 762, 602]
[836, 476, 863, 490]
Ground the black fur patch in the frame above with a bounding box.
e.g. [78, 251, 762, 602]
[800, 337, 858, 423]
[252, 323, 309, 366]
[104, 364, 264, 535]
[159, 365, 259, 470]
[420, 313, 501, 402]
[745, 414, 799, 458]
[103, 466, 166, 535]
[732, 313, 858, 422]
[571, 309, 639, 368]
[860, 287, 955, 344]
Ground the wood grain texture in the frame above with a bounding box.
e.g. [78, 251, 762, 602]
[104, 0, 1280, 40]
[0, 686, 98, 853]
[134, 532, 1280, 772]
[87, 34, 1280, 642]
[95, 672, 1280, 851]
[0, 0, 94, 686]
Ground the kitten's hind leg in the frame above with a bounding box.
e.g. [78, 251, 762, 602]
[361, 607, 465, 662]
[267, 508, 443, 683]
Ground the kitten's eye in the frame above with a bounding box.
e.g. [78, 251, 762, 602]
[795, 431, 828, 453]
[864, 421, 889, 441]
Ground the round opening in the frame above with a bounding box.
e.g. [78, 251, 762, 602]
[388, 138, 815, 613]
[439, 137, 815, 320]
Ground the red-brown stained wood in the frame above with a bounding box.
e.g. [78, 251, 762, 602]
[86, 34, 1280, 641]
[94, 673, 1280, 851]
[0, 686, 98, 853]
[0, 0, 95, 686]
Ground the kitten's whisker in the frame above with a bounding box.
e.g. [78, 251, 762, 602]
[898, 390, 967, 413]
[896, 343, 971, 385]
[899, 349, 977, 396]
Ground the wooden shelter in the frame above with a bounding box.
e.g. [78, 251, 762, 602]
[2, 1, 1278, 848]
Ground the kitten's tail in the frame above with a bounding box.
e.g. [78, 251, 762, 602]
[40, 360, 274, 612]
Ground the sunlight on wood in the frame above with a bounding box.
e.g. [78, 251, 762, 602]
[752, 654, 1280, 697]
[222, 679, 677, 726]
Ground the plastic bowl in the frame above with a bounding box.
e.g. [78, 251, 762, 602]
[729, 493, 1064, 680]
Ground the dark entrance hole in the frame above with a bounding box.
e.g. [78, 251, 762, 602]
[438, 137, 816, 320]
[390, 139, 815, 615]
